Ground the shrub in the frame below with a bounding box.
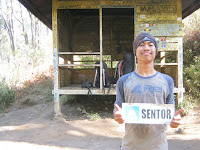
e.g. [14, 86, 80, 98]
[183, 56, 200, 98]
[183, 9, 200, 100]
[183, 9, 200, 67]
[178, 94, 197, 116]
[0, 82, 15, 112]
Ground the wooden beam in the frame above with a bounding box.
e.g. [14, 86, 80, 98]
[55, 87, 183, 95]
[58, 64, 100, 67]
[58, 52, 100, 55]
[182, 0, 200, 19]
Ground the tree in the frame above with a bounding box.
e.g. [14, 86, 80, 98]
[0, 0, 53, 88]
[183, 9, 200, 99]
[183, 9, 200, 67]
[19, 3, 28, 45]
[4, 0, 15, 53]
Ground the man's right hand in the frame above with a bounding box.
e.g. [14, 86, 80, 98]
[114, 104, 125, 124]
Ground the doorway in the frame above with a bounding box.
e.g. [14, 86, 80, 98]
[101, 7, 135, 77]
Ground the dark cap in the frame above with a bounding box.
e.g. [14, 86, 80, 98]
[133, 33, 158, 56]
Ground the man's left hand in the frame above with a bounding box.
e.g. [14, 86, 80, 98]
[170, 108, 184, 128]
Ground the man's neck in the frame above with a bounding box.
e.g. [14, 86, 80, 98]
[136, 62, 156, 77]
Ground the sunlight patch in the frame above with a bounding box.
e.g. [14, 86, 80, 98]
[66, 130, 87, 137]
[0, 124, 44, 132]
[0, 141, 81, 150]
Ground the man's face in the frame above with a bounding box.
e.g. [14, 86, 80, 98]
[136, 41, 156, 63]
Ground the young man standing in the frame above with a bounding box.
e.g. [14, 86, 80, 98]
[114, 33, 184, 150]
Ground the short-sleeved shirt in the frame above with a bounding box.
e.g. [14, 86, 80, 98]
[114, 71, 175, 150]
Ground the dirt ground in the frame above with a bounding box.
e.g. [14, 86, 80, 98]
[0, 101, 200, 150]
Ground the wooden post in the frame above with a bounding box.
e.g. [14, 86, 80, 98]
[177, 0, 184, 104]
[99, 7, 103, 90]
[161, 51, 165, 73]
[52, 0, 62, 117]
[177, 37, 184, 104]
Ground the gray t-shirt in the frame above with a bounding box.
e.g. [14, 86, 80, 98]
[114, 71, 175, 150]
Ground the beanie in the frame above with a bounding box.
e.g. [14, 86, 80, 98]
[133, 33, 158, 56]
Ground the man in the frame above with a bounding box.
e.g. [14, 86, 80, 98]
[114, 33, 184, 150]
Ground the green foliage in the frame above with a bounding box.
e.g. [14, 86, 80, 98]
[183, 9, 200, 67]
[78, 55, 115, 68]
[61, 95, 77, 105]
[77, 106, 101, 120]
[21, 71, 54, 105]
[183, 56, 200, 98]
[178, 94, 197, 116]
[183, 9, 200, 100]
[0, 82, 15, 112]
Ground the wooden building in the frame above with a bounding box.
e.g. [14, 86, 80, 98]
[19, 0, 200, 117]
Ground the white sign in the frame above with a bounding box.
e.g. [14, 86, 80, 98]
[122, 103, 175, 124]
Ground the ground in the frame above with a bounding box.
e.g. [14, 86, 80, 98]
[0, 99, 200, 150]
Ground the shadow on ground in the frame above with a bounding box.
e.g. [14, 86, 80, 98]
[0, 100, 123, 150]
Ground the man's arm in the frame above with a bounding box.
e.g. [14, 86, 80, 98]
[165, 75, 184, 128]
[114, 74, 131, 124]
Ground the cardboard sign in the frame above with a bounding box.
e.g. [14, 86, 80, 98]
[122, 103, 175, 124]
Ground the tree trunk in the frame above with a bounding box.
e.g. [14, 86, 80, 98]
[0, 39, 2, 59]
[19, 3, 28, 45]
[29, 12, 35, 47]
[35, 17, 39, 49]
[10, 0, 15, 53]
[5, 0, 15, 54]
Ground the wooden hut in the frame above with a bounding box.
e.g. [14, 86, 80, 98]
[19, 0, 200, 117]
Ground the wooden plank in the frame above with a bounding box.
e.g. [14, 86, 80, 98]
[174, 88, 185, 94]
[55, 87, 183, 95]
[57, 0, 136, 9]
[154, 63, 178, 66]
[58, 52, 100, 55]
[72, 61, 100, 62]
[57, 1, 99, 9]
[101, 1, 136, 6]
[58, 86, 116, 95]
[158, 49, 178, 52]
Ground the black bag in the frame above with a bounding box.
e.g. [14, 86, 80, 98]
[81, 80, 93, 95]
[123, 53, 135, 75]
[114, 53, 135, 79]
